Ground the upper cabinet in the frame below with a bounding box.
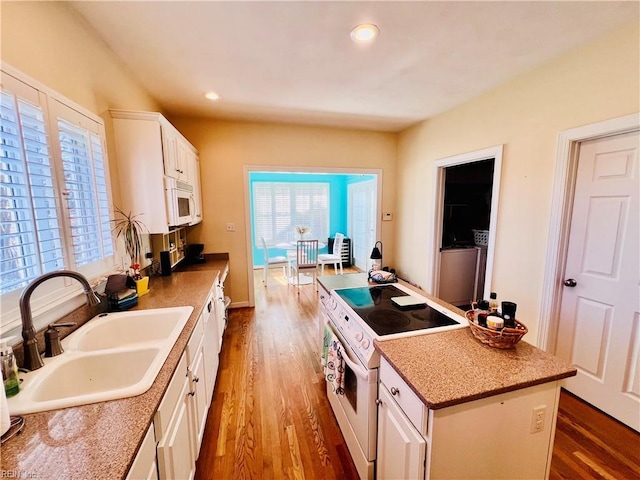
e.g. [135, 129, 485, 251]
[110, 110, 202, 233]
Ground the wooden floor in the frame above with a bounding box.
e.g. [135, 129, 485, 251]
[195, 268, 640, 480]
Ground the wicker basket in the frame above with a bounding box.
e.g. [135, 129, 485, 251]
[465, 310, 528, 349]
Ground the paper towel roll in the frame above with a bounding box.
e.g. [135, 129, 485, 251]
[1, 384, 10, 436]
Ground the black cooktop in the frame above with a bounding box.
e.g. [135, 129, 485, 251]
[335, 285, 458, 336]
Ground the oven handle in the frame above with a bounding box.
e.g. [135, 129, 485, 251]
[326, 321, 371, 382]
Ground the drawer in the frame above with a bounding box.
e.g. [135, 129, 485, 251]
[380, 356, 428, 434]
[186, 313, 204, 365]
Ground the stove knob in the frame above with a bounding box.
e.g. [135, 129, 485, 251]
[361, 339, 370, 349]
[354, 331, 364, 342]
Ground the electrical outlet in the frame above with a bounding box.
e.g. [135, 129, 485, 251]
[226, 222, 236, 232]
[530, 406, 546, 434]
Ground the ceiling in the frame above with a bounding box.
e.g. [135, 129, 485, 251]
[70, 1, 638, 132]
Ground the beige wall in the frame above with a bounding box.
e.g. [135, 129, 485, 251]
[1, 1, 161, 206]
[396, 21, 639, 344]
[170, 118, 397, 305]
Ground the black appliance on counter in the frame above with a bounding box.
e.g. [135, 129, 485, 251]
[185, 243, 205, 264]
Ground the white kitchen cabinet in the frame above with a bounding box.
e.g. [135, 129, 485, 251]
[110, 110, 201, 234]
[202, 287, 219, 402]
[378, 357, 560, 480]
[164, 128, 188, 182]
[187, 150, 203, 226]
[214, 267, 229, 352]
[186, 313, 208, 456]
[155, 353, 195, 480]
[125, 424, 158, 480]
[377, 385, 426, 480]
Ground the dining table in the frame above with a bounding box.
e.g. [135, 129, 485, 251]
[274, 240, 327, 285]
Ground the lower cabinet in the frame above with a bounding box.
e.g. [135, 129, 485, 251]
[377, 385, 426, 480]
[126, 425, 158, 480]
[155, 353, 195, 480]
[127, 269, 228, 480]
[378, 356, 561, 480]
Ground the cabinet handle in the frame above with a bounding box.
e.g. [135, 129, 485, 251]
[375, 399, 382, 406]
[390, 387, 399, 396]
[188, 391, 195, 397]
[193, 375, 200, 383]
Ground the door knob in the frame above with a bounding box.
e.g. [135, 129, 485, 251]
[564, 278, 577, 287]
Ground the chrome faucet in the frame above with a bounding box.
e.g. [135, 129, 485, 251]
[19, 270, 101, 371]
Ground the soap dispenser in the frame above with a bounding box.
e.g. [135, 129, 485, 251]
[1, 338, 20, 398]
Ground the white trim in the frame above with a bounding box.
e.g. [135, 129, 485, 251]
[243, 165, 382, 307]
[538, 113, 640, 351]
[427, 145, 503, 298]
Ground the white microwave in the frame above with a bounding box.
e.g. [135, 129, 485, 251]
[165, 177, 193, 226]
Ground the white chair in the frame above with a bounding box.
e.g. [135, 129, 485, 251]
[290, 239, 319, 291]
[261, 237, 289, 286]
[318, 233, 344, 275]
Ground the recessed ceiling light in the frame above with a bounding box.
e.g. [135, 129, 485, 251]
[350, 24, 379, 43]
[204, 91, 220, 101]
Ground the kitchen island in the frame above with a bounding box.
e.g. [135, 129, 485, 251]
[318, 273, 576, 479]
[1, 255, 228, 480]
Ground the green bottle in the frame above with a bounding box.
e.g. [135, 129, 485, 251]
[1, 340, 20, 398]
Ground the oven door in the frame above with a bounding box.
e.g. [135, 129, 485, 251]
[325, 319, 378, 462]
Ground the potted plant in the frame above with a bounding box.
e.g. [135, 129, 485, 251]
[112, 207, 150, 296]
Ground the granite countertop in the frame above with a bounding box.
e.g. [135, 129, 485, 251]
[1, 256, 228, 480]
[376, 329, 577, 410]
[318, 273, 576, 410]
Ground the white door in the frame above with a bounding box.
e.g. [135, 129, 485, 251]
[555, 131, 639, 431]
[348, 179, 377, 270]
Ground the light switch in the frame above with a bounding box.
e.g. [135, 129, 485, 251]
[383, 212, 393, 221]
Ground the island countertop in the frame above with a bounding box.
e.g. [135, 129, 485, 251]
[375, 329, 577, 410]
[0, 256, 228, 480]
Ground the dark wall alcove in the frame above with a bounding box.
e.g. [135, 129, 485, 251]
[442, 159, 494, 248]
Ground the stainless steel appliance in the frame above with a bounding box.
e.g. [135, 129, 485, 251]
[320, 283, 466, 479]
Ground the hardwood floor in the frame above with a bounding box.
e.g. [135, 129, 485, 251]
[195, 268, 640, 479]
[195, 268, 359, 479]
[550, 390, 640, 480]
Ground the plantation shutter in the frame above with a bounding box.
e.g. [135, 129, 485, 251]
[0, 80, 66, 294]
[253, 181, 329, 245]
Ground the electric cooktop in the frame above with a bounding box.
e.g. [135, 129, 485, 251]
[334, 284, 459, 337]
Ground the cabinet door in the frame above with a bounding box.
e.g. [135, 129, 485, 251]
[189, 343, 208, 456]
[157, 376, 195, 480]
[188, 151, 203, 225]
[377, 386, 426, 480]
[126, 424, 157, 480]
[162, 126, 180, 179]
[215, 280, 226, 352]
[202, 291, 219, 402]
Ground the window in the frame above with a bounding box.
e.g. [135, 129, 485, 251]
[253, 182, 329, 245]
[0, 69, 115, 330]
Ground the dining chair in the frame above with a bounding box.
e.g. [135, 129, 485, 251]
[318, 233, 344, 275]
[260, 237, 289, 286]
[290, 239, 319, 291]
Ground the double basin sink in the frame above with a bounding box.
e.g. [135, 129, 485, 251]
[7, 306, 193, 415]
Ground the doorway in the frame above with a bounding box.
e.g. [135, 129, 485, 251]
[540, 114, 639, 431]
[348, 178, 377, 270]
[439, 160, 494, 307]
[428, 146, 503, 301]
[243, 166, 382, 307]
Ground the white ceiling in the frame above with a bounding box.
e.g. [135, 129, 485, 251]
[70, 1, 638, 132]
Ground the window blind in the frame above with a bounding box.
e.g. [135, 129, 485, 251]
[253, 181, 329, 245]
